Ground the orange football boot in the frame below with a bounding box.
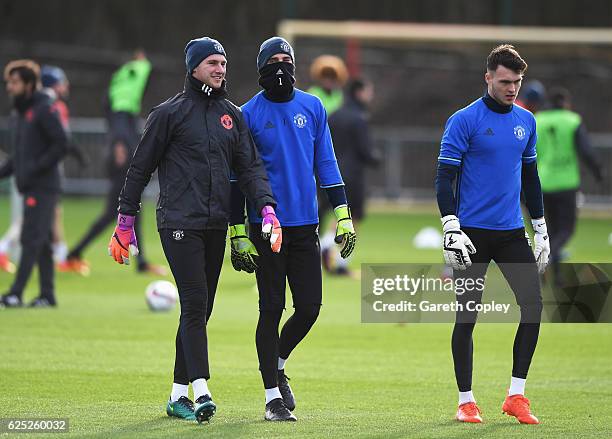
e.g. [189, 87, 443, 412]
[58, 257, 90, 276]
[456, 402, 483, 423]
[138, 263, 168, 276]
[0, 253, 16, 274]
[502, 394, 539, 424]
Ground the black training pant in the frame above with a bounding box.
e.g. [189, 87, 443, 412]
[250, 223, 322, 389]
[543, 190, 577, 277]
[10, 192, 57, 302]
[452, 227, 542, 392]
[70, 111, 145, 266]
[344, 180, 365, 221]
[159, 228, 226, 384]
[68, 170, 147, 268]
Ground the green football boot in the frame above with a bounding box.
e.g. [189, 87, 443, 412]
[166, 396, 196, 421]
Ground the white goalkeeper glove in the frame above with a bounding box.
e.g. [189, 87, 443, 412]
[441, 215, 476, 271]
[531, 217, 550, 273]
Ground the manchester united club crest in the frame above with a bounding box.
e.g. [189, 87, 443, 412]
[220, 114, 233, 130]
[25, 109, 34, 122]
[514, 125, 526, 140]
[293, 113, 307, 128]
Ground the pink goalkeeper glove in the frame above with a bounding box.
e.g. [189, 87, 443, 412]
[261, 206, 282, 253]
[108, 214, 139, 265]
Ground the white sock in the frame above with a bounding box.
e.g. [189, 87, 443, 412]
[320, 231, 335, 250]
[509, 377, 526, 396]
[265, 387, 282, 404]
[53, 242, 68, 263]
[278, 357, 287, 370]
[192, 379, 210, 401]
[458, 390, 475, 405]
[170, 383, 189, 402]
[0, 239, 9, 254]
[335, 250, 349, 268]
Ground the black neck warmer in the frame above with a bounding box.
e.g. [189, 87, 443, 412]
[482, 92, 513, 114]
[259, 62, 295, 102]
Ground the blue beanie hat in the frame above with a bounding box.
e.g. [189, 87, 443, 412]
[184, 37, 226, 73]
[41, 65, 67, 88]
[257, 37, 294, 72]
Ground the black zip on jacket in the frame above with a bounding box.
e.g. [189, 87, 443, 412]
[0, 91, 68, 193]
[118, 75, 276, 230]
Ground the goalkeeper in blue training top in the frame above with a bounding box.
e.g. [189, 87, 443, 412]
[435, 44, 549, 425]
[230, 37, 356, 422]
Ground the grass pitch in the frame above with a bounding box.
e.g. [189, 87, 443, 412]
[0, 197, 611, 438]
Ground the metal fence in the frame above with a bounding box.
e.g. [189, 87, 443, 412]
[367, 127, 612, 207]
[0, 117, 157, 197]
[1, 118, 611, 207]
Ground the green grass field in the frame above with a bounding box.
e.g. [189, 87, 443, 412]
[0, 197, 611, 438]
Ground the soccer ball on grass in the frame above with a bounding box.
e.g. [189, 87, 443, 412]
[145, 280, 178, 312]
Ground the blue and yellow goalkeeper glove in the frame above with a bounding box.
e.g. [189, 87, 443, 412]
[229, 224, 259, 273]
[334, 205, 356, 258]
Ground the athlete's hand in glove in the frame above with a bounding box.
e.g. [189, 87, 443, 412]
[441, 215, 476, 270]
[531, 217, 550, 273]
[229, 224, 259, 273]
[108, 214, 139, 265]
[334, 205, 357, 259]
[261, 206, 282, 253]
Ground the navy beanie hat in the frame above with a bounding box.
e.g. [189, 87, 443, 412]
[523, 80, 545, 104]
[41, 65, 67, 88]
[257, 37, 294, 71]
[184, 37, 226, 72]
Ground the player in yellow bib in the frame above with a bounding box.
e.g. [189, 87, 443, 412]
[535, 87, 603, 283]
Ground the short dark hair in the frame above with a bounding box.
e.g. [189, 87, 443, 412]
[347, 78, 369, 99]
[4, 59, 40, 88]
[486, 44, 527, 74]
[549, 87, 571, 109]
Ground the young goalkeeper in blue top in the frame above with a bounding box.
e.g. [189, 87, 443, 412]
[436, 44, 550, 425]
[230, 37, 356, 422]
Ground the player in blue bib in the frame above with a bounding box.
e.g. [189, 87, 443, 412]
[229, 37, 356, 421]
[435, 45, 550, 424]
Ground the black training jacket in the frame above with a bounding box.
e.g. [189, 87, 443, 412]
[0, 91, 67, 193]
[328, 97, 380, 191]
[118, 77, 276, 230]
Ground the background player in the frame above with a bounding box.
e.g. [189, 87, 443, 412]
[307, 54, 348, 115]
[0, 65, 85, 272]
[535, 87, 603, 284]
[40, 65, 83, 267]
[61, 50, 164, 276]
[325, 78, 380, 276]
[0, 59, 68, 307]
